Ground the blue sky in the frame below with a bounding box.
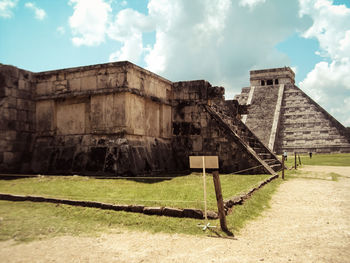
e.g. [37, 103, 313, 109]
[1, 0, 350, 126]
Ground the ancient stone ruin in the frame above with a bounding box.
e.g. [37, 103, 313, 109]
[0, 61, 281, 176]
[235, 67, 350, 154]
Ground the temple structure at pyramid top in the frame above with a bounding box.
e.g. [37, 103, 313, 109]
[235, 67, 350, 154]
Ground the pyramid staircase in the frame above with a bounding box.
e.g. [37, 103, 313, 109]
[274, 84, 350, 153]
[235, 67, 350, 154]
[203, 104, 282, 175]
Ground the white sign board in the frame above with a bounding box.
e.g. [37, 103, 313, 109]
[189, 156, 219, 169]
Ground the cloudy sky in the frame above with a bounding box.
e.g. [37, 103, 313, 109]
[0, 0, 349, 126]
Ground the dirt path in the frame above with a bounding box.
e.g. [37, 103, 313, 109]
[1, 166, 350, 262]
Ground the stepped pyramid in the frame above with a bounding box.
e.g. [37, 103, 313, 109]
[235, 67, 350, 154]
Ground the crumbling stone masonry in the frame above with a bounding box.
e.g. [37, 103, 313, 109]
[235, 67, 350, 154]
[0, 62, 281, 176]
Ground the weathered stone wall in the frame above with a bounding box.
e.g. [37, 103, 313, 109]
[171, 81, 267, 173]
[0, 65, 35, 172]
[244, 85, 280, 146]
[31, 62, 175, 176]
[0, 61, 282, 176]
[250, 67, 295, 86]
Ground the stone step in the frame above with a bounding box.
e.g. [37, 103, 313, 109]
[270, 163, 282, 172]
[253, 147, 265, 153]
[258, 153, 272, 158]
[263, 158, 280, 165]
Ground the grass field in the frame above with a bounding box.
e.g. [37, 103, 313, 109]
[0, 173, 280, 241]
[1, 153, 349, 242]
[0, 173, 271, 211]
[283, 153, 350, 167]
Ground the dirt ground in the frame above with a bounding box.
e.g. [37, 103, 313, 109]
[1, 166, 350, 263]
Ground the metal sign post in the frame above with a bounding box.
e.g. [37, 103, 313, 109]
[189, 156, 229, 233]
[202, 156, 208, 223]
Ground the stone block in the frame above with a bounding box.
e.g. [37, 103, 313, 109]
[17, 89, 32, 100]
[206, 211, 218, 220]
[3, 97, 17, 108]
[56, 102, 86, 135]
[36, 100, 55, 132]
[17, 110, 27, 122]
[0, 139, 13, 151]
[97, 74, 108, 89]
[162, 207, 183, 217]
[54, 80, 68, 92]
[143, 206, 163, 216]
[15, 121, 25, 131]
[81, 69, 97, 77]
[16, 99, 29, 110]
[107, 74, 120, 88]
[68, 78, 81, 92]
[2, 108, 16, 120]
[3, 152, 15, 164]
[192, 136, 202, 152]
[184, 113, 192, 122]
[107, 65, 125, 74]
[57, 72, 66, 81]
[130, 205, 144, 213]
[81, 76, 97, 91]
[4, 87, 12, 97]
[18, 79, 27, 90]
[182, 208, 203, 219]
[111, 204, 131, 212]
[5, 130, 17, 141]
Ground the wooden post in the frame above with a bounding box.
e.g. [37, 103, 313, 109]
[202, 156, 207, 222]
[294, 152, 297, 170]
[212, 170, 230, 233]
[282, 155, 285, 180]
[298, 154, 301, 165]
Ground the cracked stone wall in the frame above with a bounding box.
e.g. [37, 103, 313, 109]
[171, 81, 264, 173]
[0, 61, 274, 176]
[30, 62, 175, 176]
[0, 65, 35, 172]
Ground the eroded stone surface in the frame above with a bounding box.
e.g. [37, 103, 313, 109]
[0, 62, 281, 176]
[235, 67, 350, 154]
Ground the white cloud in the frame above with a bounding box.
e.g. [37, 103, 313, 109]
[299, 0, 350, 126]
[69, 0, 111, 46]
[143, 0, 308, 97]
[107, 8, 154, 63]
[239, 0, 266, 9]
[66, 0, 350, 126]
[25, 2, 46, 20]
[66, 0, 309, 95]
[0, 0, 18, 18]
[56, 26, 65, 35]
